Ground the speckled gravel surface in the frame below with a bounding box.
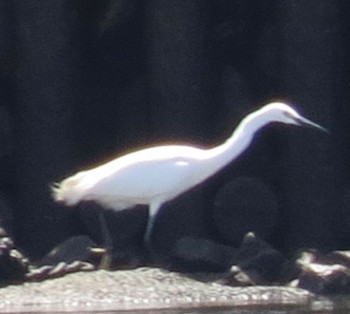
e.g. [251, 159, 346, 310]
[0, 267, 346, 313]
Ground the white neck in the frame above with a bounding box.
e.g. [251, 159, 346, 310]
[200, 110, 272, 178]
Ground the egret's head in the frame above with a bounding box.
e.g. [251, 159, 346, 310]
[259, 102, 328, 132]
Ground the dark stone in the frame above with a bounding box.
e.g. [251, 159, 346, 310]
[213, 177, 278, 246]
[107, 246, 149, 270]
[297, 261, 350, 295]
[219, 265, 255, 287]
[26, 261, 94, 282]
[170, 236, 236, 272]
[0, 228, 28, 284]
[294, 250, 350, 294]
[37, 235, 97, 266]
[236, 232, 289, 284]
[327, 251, 350, 269]
[295, 249, 350, 270]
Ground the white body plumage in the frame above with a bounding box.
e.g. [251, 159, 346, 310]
[52, 102, 327, 245]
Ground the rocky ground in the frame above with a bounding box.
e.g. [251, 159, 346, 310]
[2, 226, 350, 313]
[0, 267, 343, 313]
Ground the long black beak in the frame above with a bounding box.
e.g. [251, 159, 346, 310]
[296, 116, 329, 133]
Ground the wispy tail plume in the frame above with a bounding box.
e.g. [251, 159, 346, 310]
[50, 172, 88, 206]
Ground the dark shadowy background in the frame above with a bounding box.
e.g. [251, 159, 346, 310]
[0, 0, 350, 261]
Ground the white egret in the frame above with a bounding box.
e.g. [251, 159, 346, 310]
[52, 102, 327, 246]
